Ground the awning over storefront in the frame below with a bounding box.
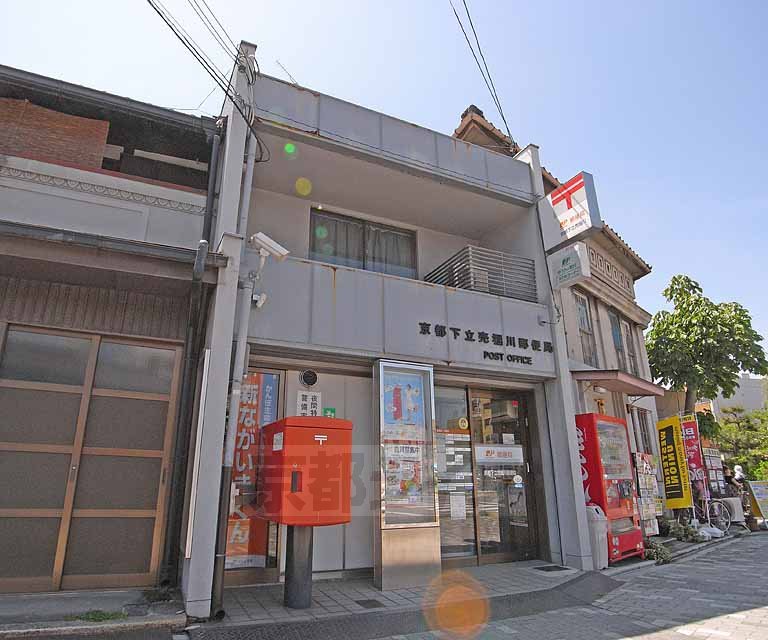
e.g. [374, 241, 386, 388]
[571, 368, 665, 397]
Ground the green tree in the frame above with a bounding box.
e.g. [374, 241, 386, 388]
[646, 275, 768, 412]
[714, 407, 768, 479]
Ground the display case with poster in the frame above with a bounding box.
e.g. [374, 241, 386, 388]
[702, 447, 726, 498]
[374, 361, 440, 589]
[377, 363, 437, 526]
[575, 413, 644, 563]
[634, 453, 662, 536]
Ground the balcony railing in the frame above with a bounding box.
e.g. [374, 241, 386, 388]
[424, 246, 537, 303]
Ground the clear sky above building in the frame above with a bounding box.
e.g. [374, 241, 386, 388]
[2, 0, 766, 344]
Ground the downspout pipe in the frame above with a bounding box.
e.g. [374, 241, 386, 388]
[211, 131, 258, 617]
[202, 129, 222, 244]
[160, 238, 209, 586]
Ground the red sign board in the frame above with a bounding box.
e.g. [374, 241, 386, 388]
[681, 414, 707, 499]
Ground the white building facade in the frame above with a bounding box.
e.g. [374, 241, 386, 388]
[181, 44, 596, 616]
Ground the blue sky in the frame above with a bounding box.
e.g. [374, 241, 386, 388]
[2, 1, 767, 346]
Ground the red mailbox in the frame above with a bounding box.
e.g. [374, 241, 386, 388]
[255, 416, 352, 526]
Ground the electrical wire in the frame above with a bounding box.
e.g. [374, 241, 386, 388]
[146, 0, 270, 162]
[460, 0, 515, 147]
[449, 0, 515, 148]
[198, 0, 239, 53]
[150, 0, 230, 87]
[187, 0, 239, 64]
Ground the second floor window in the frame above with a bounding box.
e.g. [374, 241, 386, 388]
[608, 311, 639, 376]
[622, 319, 639, 376]
[309, 209, 416, 279]
[608, 311, 626, 372]
[574, 291, 599, 368]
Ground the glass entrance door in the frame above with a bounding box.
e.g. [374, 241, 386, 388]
[469, 390, 538, 563]
[434, 387, 476, 562]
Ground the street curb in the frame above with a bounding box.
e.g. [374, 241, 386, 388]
[186, 571, 624, 640]
[0, 613, 187, 638]
[601, 534, 744, 579]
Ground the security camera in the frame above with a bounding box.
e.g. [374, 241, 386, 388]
[249, 232, 289, 261]
[251, 291, 267, 308]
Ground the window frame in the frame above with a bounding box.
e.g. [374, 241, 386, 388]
[631, 407, 654, 454]
[309, 208, 418, 279]
[621, 319, 639, 376]
[607, 310, 628, 373]
[573, 289, 599, 368]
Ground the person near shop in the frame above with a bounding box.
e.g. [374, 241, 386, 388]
[734, 465, 746, 482]
[723, 464, 743, 497]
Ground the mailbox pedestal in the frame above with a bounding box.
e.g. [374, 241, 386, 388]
[284, 525, 313, 609]
[255, 416, 353, 609]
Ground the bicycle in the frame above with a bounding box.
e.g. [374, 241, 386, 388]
[676, 497, 731, 533]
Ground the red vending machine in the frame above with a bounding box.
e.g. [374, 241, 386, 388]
[575, 413, 644, 563]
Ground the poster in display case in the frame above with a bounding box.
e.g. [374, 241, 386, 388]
[376, 361, 437, 527]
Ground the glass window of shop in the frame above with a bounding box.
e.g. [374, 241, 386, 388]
[434, 387, 476, 559]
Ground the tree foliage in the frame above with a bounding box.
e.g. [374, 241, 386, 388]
[714, 407, 768, 480]
[646, 275, 768, 406]
[695, 409, 721, 439]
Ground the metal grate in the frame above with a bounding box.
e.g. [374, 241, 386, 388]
[424, 246, 537, 303]
[533, 565, 571, 572]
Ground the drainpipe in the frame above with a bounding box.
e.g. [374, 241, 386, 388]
[210, 131, 258, 617]
[202, 127, 222, 244]
[160, 238, 209, 586]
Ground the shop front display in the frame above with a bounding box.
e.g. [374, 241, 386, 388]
[702, 446, 726, 498]
[576, 413, 644, 563]
[634, 453, 662, 536]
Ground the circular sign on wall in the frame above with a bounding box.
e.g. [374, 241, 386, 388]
[512, 474, 523, 484]
[458, 417, 469, 430]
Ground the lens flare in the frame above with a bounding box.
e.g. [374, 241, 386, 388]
[295, 177, 313, 197]
[284, 142, 297, 157]
[315, 225, 329, 240]
[423, 571, 489, 639]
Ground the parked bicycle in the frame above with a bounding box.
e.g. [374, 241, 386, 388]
[676, 497, 731, 532]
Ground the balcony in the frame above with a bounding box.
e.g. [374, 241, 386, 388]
[245, 253, 556, 379]
[424, 246, 537, 303]
[250, 75, 536, 211]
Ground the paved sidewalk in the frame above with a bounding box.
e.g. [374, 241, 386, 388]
[217, 560, 580, 624]
[373, 532, 768, 640]
[0, 588, 185, 638]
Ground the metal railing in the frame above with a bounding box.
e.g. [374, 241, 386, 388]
[423, 245, 538, 303]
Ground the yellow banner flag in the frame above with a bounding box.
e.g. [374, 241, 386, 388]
[656, 416, 693, 509]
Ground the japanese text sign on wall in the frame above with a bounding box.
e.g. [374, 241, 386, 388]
[296, 390, 322, 417]
[547, 241, 591, 290]
[542, 172, 603, 254]
[417, 322, 552, 366]
[226, 371, 279, 569]
[656, 416, 693, 509]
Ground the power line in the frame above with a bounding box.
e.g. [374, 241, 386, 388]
[187, 0, 238, 64]
[146, 0, 270, 162]
[449, 0, 516, 147]
[198, 0, 239, 52]
[461, 0, 514, 146]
